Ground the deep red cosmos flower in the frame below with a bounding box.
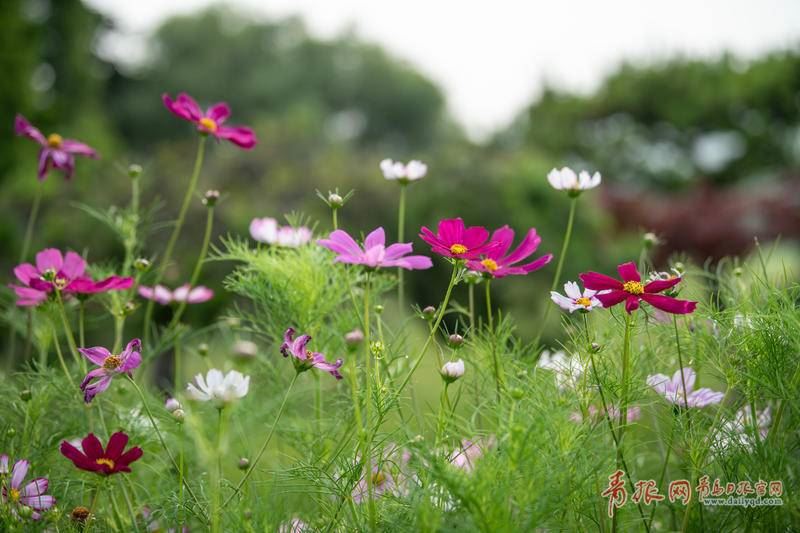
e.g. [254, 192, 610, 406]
[60, 432, 143, 476]
[579, 261, 697, 314]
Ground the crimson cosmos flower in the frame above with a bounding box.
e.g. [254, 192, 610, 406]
[10, 249, 133, 307]
[419, 218, 497, 260]
[14, 114, 98, 180]
[162, 92, 257, 149]
[465, 225, 552, 278]
[579, 261, 697, 314]
[60, 432, 143, 476]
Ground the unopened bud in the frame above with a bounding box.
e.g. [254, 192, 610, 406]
[642, 232, 660, 248]
[463, 270, 484, 285]
[20, 389, 32, 402]
[374, 304, 384, 315]
[421, 306, 436, 321]
[172, 409, 185, 423]
[440, 359, 465, 383]
[197, 343, 209, 357]
[243, 509, 253, 520]
[733, 267, 743, 277]
[6, 428, 15, 438]
[370, 341, 385, 358]
[165, 398, 181, 412]
[122, 301, 137, 315]
[328, 193, 344, 208]
[133, 258, 151, 272]
[344, 329, 364, 347]
[128, 164, 142, 179]
[238, 457, 250, 470]
[510, 387, 524, 400]
[591, 342, 601, 353]
[203, 190, 220, 206]
[448, 334, 464, 348]
[71, 506, 91, 523]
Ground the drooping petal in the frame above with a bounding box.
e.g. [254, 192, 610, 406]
[35, 248, 63, 273]
[216, 125, 257, 149]
[617, 262, 641, 282]
[644, 277, 681, 294]
[83, 375, 113, 403]
[206, 102, 231, 123]
[12, 286, 47, 307]
[624, 296, 640, 313]
[36, 148, 52, 180]
[518, 253, 553, 273]
[80, 367, 108, 390]
[579, 272, 623, 291]
[79, 346, 112, 366]
[14, 114, 46, 145]
[640, 293, 697, 315]
[311, 353, 343, 380]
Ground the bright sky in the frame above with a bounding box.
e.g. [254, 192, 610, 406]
[87, 0, 800, 139]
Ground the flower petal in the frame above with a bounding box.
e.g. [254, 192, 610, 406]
[579, 272, 623, 291]
[644, 277, 681, 293]
[35, 248, 63, 273]
[79, 346, 111, 366]
[206, 102, 231, 123]
[216, 125, 257, 149]
[364, 227, 386, 250]
[10, 460, 29, 490]
[617, 262, 641, 282]
[640, 293, 697, 315]
[105, 432, 129, 460]
[502, 228, 542, 266]
[14, 114, 46, 145]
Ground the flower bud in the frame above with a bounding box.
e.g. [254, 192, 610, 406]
[165, 398, 181, 413]
[374, 304, 384, 315]
[590, 342, 601, 353]
[172, 409, 185, 423]
[440, 359, 465, 383]
[6, 428, 15, 438]
[462, 270, 484, 285]
[122, 301, 137, 316]
[421, 306, 436, 321]
[344, 329, 364, 346]
[20, 389, 32, 402]
[642, 232, 660, 249]
[510, 387, 524, 400]
[203, 189, 220, 206]
[673, 262, 686, 275]
[197, 343, 209, 357]
[133, 258, 151, 272]
[128, 164, 143, 179]
[328, 193, 344, 208]
[238, 457, 250, 471]
[71, 506, 91, 524]
[733, 266, 743, 277]
[370, 341, 385, 358]
[243, 509, 253, 520]
[447, 334, 464, 348]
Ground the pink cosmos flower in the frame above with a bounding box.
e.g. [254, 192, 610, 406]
[280, 328, 343, 380]
[317, 227, 433, 270]
[465, 225, 552, 278]
[14, 114, 98, 180]
[419, 218, 498, 260]
[138, 284, 213, 305]
[0, 458, 55, 520]
[11, 248, 133, 307]
[79, 339, 142, 403]
[449, 436, 496, 473]
[646, 367, 724, 408]
[162, 92, 257, 149]
[249, 218, 313, 247]
[579, 261, 697, 314]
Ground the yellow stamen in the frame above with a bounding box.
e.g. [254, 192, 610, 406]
[449, 243, 467, 255]
[576, 297, 592, 307]
[623, 281, 644, 295]
[47, 133, 63, 148]
[102, 355, 121, 370]
[481, 258, 499, 272]
[9, 488, 20, 503]
[95, 458, 115, 469]
[199, 117, 217, 132]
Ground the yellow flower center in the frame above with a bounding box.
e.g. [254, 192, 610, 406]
[623, 281, 644, 295]
[47, 133, 63, 148]
[481, 259, 499, 272]
[372, 471, 386, 486]
[199, 117, 217, 132]
[95, 458, 115, 469]
[576, 297, 592, 307]
[9, 488, 20, 503]
[449, 243, 467, 255]
[103, 355, 122, 370]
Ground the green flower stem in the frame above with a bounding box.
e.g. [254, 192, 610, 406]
[50, 322, 76, 388]
[143, 135, 207, 345]
[617, 312, 633, 469]
[169, 203, 215, 330]
[125, 375, 205, 518]
[468, 283, 475, 330]
[55, 291, 86, 373]
[225, 372, 299, 506]
[19, 181, 43, 264]
[673, 316, 692, 414]
[397, 184, 407, 311]
[79, 301, 86, 348]
[332, 208, 338, 230]
[88, 477, 106, 525]
[211, 407, 226, 533]
[534, 195, 578, 346]
[486, 279, 503, 396]
[361, 273, 377, 530]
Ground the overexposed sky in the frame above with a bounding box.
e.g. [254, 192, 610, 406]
[86, 0, 800, 139]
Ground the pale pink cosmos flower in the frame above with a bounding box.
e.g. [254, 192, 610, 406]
[14, 114, 98, 180]
[317, 227, 432, 270]
[138, 284, 213, 305]
[551, 281, 603, 313]
[79, 339, 142, 403]
[647, 367, 724, 408]
[249, 218, 312, 247]
[0, 458, 55, 520]
[162, 92, 256, 149]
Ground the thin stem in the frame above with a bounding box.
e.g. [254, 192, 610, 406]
[397, 184, 407, 312]
[617, 313, 633, 469]
[225, 372, 299, 506]
[169, 204, 215, 329]
[143, 135, 207, 344]
[88, 477, 105, 525]
[332, 208, 338, 230]
[79, 301, 86, 348]
[486, 279, 502, 396]
[50, 323, 76, 388]
[468, 284, 475, 331]
[55, 291, 85, 372]
[673, 316, 692, 413]
[19, 182, 43, 263]
[362, 273, 377, 530]
[211, 407, 225, 533]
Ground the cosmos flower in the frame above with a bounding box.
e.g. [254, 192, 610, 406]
[419, 218, 497, 260]
[646, 368, 725, 408]
[162, 92, 256, 149]
[713, 406, 771, 453]
[317, 227, 432, 270]
[379, 159, 428, 183]
[249, 218, 313, 247]
[186, 369, 250, 407]
[551, 281, 604, 313]
[0, 458, 55, 520]
[352, 465, 396, 504]
[440, 360, 465, 382]
[14, 114, 98, 180]
[137, 284, 214, 305]
[466, 225, 552, 278]
[60, 432, 143, 476]
[79, 339, 142, 403]
[547, 167, 601, 194]
[580, 261, 697, 315]
[280, 328, 343, 380]
[11, 248, 133, 307]
[449, 436, 496, 473]
[537, 350, 584, 390]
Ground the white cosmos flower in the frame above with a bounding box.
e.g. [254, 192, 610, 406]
[187, 369, 250, 407]
[547, 167, 601, 193]
[537, 350, 584, 390]
[250, 218, 312, 247]
[380, 159, 428, 183]
[550, 281, 603, 313]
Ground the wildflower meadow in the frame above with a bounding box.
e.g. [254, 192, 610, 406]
[2, 83, 799, 533]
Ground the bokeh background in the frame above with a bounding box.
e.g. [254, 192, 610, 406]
[2, 0, 800, 346]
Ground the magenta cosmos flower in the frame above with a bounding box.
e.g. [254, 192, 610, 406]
[280, 328, 343, 380]
[60, 432, 143, 475]
[579, 261, 697, 314]
[318, 227, 432, 270]
[419, 218, 497, 260]
[647, 368, 724, 408]
[79, 339, 142, 403]
[10, 248, 133, 307]
[14, 114, 98, 180]
[465, 225, 552, 278]
[0, 457, 55, 520]
[162, 92, 256, 149]
[138, 284, 213, 305]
